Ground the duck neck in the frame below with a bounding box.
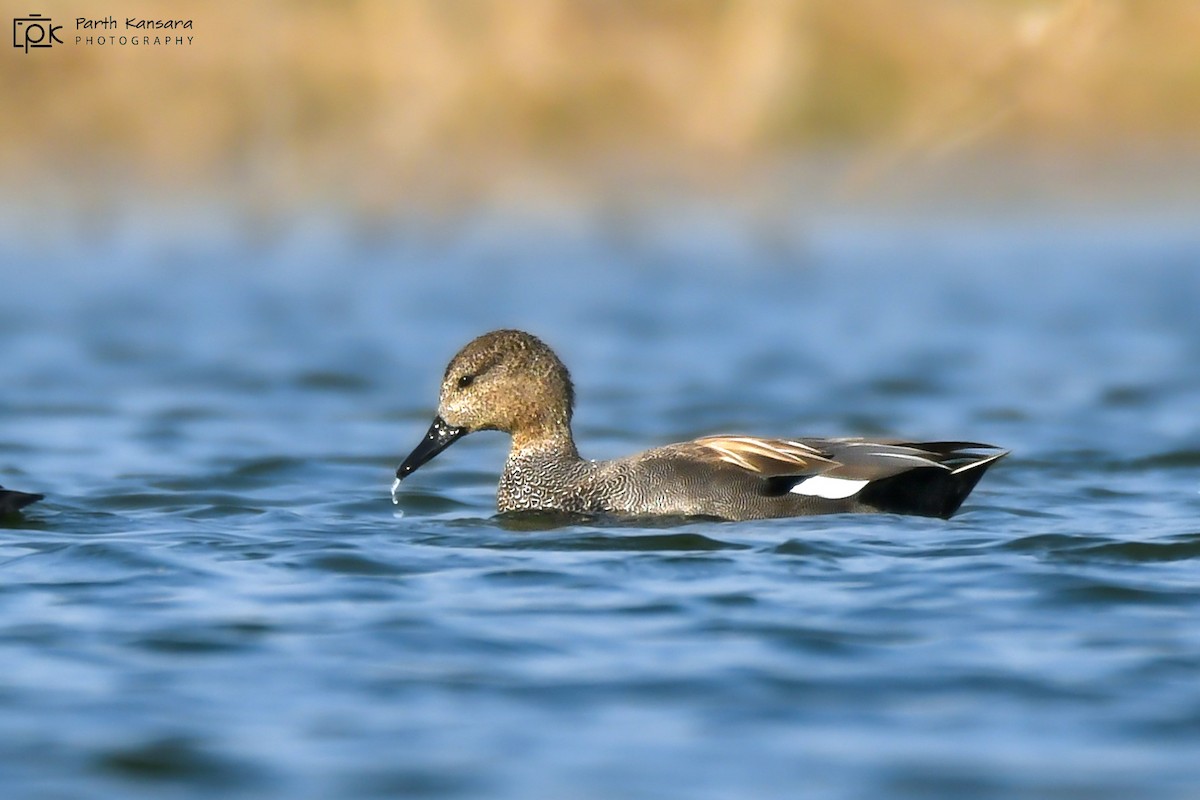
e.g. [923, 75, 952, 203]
[509, 420, 580, 463]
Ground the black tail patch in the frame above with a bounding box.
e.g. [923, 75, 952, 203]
[857, 461, 997, 519]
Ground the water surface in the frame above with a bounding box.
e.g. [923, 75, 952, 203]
[2, 208, 1199, 799]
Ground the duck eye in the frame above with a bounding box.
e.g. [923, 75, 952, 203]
[456, 374, 475, 389]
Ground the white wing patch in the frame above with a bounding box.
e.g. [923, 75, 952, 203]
[790, 475, 869, 499]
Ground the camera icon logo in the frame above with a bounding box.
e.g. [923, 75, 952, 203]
[12, 13, 63, 53]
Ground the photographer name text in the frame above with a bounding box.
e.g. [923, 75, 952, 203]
[76, 16, 193, 46]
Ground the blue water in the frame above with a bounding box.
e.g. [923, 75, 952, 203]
[3, 206, 1199, 799]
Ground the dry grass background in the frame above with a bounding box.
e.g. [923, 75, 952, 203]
[3, 0, 1199, 215]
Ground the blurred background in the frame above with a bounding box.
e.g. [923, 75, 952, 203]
[4, 0, 1200, 233]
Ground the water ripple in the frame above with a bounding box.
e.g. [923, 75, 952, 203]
[4, 221, 1200, 800]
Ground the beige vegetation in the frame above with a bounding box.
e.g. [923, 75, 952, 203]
[4, 0, 1199, 211]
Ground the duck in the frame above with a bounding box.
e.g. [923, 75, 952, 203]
[393, 329, 1007, 520]
[0, 486, 43, 516]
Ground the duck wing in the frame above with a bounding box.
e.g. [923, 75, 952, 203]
[689, 436, 1007, 517]
[690, 435, 840, 477]
[796, 438, 1005, 479]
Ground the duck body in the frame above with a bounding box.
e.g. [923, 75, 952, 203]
[496, 437, 1004, 520]
[395, 330, 1007, 521]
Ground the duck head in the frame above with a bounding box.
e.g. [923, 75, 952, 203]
[393, 329, 575, 501]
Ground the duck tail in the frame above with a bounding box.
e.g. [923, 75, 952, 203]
[857, 450, 1008, 519]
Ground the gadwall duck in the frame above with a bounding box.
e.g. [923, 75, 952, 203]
[0, 486, 43, 516]
[393, 330, 1007, 520]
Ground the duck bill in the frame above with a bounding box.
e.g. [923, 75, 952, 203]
[392, 416, 467, 501]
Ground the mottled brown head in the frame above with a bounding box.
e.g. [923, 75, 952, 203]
[437, 329, 575, 438]
[394, 330, 575, 493]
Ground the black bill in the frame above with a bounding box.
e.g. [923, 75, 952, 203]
[392, 416, 467, 502]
